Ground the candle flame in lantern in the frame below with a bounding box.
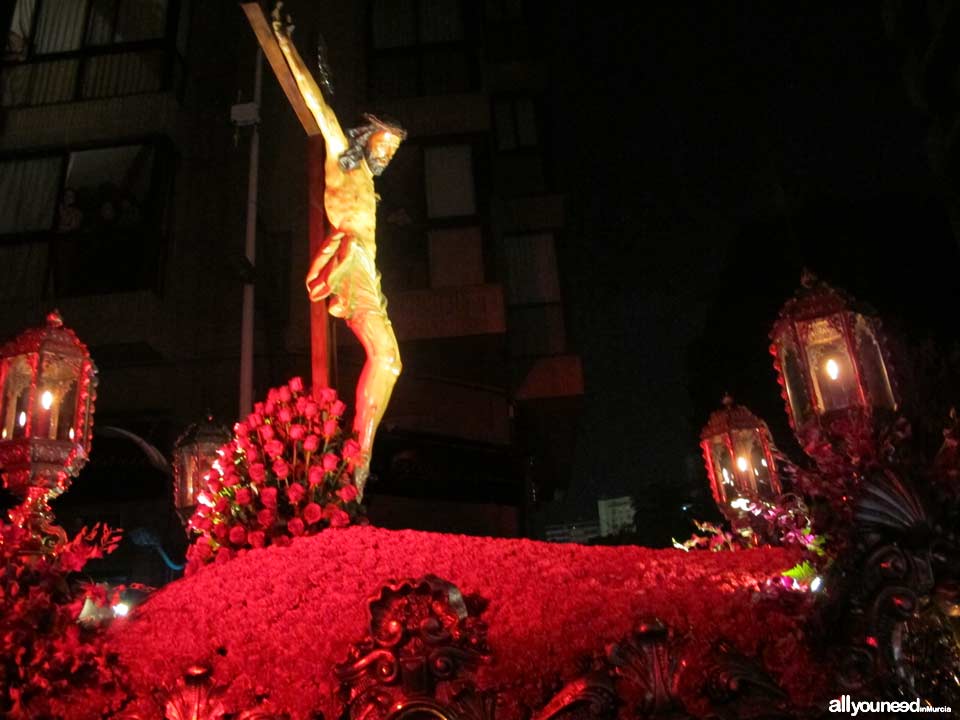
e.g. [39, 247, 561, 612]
[736, 456, 749, 473]
[40, 390, 53, 410]
[825, 358, 840, 381]
[69, 428, 75, 441]
[18, 412, 26, 428]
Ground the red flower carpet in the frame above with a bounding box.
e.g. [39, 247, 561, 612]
[106, 526, 823, 719]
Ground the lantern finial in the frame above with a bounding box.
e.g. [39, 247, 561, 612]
[722, 393, 734, 408]
[800, 268, 818, 288]
[45, 310, 64, 328]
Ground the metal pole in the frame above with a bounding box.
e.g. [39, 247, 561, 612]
[239, 48, 263, 417]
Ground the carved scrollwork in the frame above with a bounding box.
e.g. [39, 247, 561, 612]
[115, 665, 287, 720]
[336, 575, 491, 720]
[831, 470, 960, 706]
[531, 673, 619, 720]
[703, 641, 789, 719]
[606, 620, 680, 717]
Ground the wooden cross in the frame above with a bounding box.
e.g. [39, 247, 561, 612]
[241, 2, 331, 396]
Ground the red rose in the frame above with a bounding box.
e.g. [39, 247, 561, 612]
[247, 412, 263, 428]
[322, 453, 339, 472]
[221, 470, 240, 487]
[278, 407, 294, 423]
[272, 458, 290, 479]
[235, 487, 252, 505]
[331, 400, 346, 417]
[195, 538, 213, 560]
[278, 386, 292, 403]
[248, 530, 266, 548]
[289, 376, 305, 393]
[304, 502, 323, 524]
[259, 424, 275, 441]
[319, 388, 337, 404]
[337, 484, 359, 503]
[327, 507, 350, 528]
[228, 525, 246, 545]
[260, 486, 278, 508]
[308, 466, 324, 486]
[304, 401, 319, 419]
[287, 483, 305, 504]
[264, 439, 284, 459]
[207, 477, 223, 494]
[264, 399, 276, 415]
[287, 517, 305, 536]
[248, 462, 266, 483]
[215, 548, 234, 564]
[212, 523, 228, 540]
[342, 439, 361, 461]
[254, 401, 265, 414]
[303, 434, 320, 452]
[321, 419, 338, 439]
[234, 421, 249, 438]
[289, 424, 306, 440]
[247, 447, 260, 463]
[257, 508, 274, 528]
[295, 395, 308, 414]
[215, 497, 230, 513]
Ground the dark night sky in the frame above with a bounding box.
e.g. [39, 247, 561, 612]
[548, 3, 960, 537]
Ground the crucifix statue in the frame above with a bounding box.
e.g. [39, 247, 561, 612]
[242, 2, 405, 497]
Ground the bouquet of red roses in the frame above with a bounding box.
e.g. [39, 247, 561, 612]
[185, 378, 364, 573]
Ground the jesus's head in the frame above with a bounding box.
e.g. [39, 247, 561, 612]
[339, 114, 407, 176]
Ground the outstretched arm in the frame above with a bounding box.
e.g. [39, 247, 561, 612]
[271, 7, 348, 157]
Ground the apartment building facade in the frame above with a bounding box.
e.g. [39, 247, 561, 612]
[0, 0, 582, 546]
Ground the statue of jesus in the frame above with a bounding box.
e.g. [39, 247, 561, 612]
[271, 12, 404, 498]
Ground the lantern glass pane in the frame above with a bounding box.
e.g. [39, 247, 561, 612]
[35, 351, 81, 441]
[709, 436, 735, 503]
[731, 428, 773, 499]
[802, 317, 859, 413]
[853, 315, 895, 410]
[1, 354, 34, 441]
[778, 333, 813, 425]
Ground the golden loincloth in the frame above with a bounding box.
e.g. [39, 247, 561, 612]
[308, 234, 389, 321]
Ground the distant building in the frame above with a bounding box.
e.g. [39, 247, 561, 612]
[598, 496, 636, 536]
[544, 520, 600, 544]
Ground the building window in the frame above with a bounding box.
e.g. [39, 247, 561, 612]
[503, 233, 564, 356]
[492, 96, 538, 151]
[483, 0, 530, 62]
[375, 138, 485, 292]
[2, 0, 187, 108]
[424, 144, 476, 218]
[369, 0, 477, 98]
[0, 140, 173, 298]
[503, 232, 560, 304]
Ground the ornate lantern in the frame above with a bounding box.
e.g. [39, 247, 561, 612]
[770, 272, 896, 448]
[700, 396, 781, 521]
[0, 311, 97, 538]
[172, 416, 230, 525]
